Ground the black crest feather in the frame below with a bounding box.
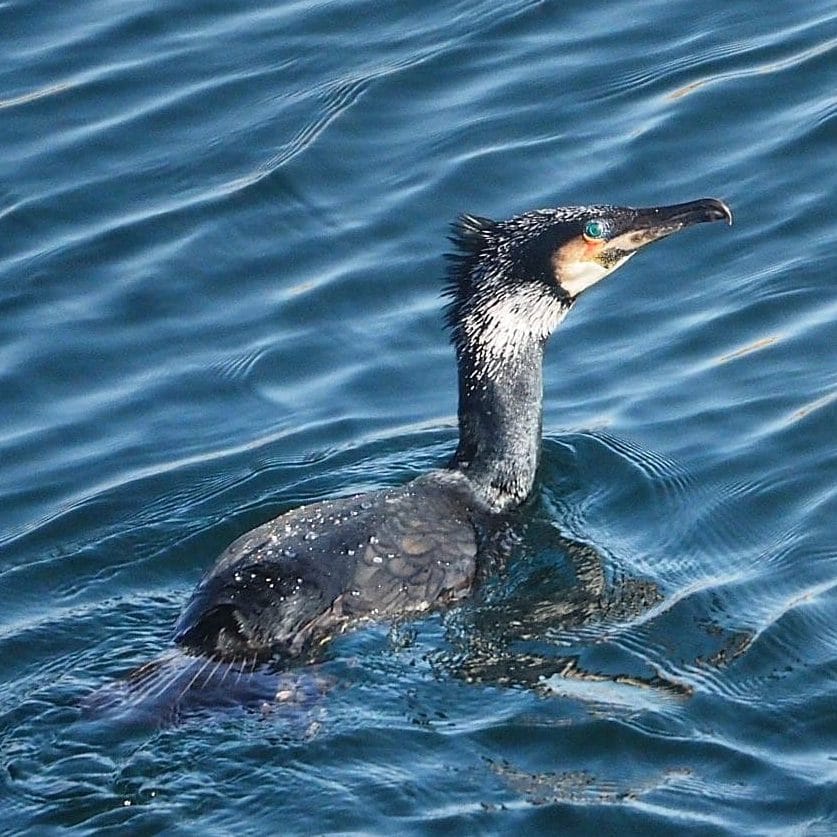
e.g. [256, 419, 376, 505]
[448, 214, 498, 252]
[442, 214, 501, 337]
[443, 214, 498, 296]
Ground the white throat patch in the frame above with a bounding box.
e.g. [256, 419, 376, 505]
[558, 259, 612, 297]
[552, 236, 636, 297]
[458, 285, 569, 378]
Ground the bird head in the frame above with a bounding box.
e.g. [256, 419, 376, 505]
[445, 198, 732, 356]
[545, 198, 733, 297]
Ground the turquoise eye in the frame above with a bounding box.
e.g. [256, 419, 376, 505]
[583, 220, 606, 240]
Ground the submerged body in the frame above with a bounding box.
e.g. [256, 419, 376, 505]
[174, 470, 499, 663]
[102, 197, 731, 715]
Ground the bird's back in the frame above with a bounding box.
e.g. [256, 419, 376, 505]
[174, 469, 491, 663]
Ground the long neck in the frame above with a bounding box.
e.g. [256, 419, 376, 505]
[450, 338, 545, 511]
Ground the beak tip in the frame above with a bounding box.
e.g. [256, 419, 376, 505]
[706, 198, 733, 227]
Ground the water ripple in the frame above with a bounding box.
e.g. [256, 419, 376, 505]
[1, 0, 834, 832]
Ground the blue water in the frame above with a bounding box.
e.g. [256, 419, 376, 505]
[1, 0, 835, 833]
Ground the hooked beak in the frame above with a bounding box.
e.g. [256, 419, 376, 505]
[630, 197, 733, 237]
[599, 197, 733, 258]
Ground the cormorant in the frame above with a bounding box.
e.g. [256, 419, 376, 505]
[170, 198, 732, 668]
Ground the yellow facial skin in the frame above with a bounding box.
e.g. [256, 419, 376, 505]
[552, 235, 629, 297]
[551, 225, 683, 298]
